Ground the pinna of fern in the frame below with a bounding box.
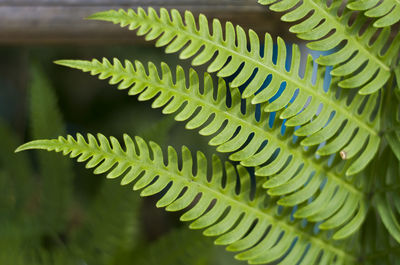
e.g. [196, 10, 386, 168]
[15, 133, 359, 265]
[56, 57, 372, 239]
[347, 0, 400, 28]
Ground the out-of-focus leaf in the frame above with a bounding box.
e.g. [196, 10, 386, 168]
[29, 64, 74, 233]
[71, 179, 141, 265]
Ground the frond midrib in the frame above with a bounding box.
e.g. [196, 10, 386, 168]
[103, 63, 364, 198]
[307, 0, 389, 71]
[59, 138, 356, 262]
[133, 12, 379, 138]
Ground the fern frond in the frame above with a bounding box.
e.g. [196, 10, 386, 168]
[258, 0, 400, 94]
[54, 58, 370, 239]
[361, 210, 400, 265]
[15, 134, 359, 264]
[135, 228, 215, 265]
[347, 0, 400, 28]
[29, 65, 74, 232]
[383, 90, 400, 161]
[71, 180, 141, 265]
[0, 120, 34, 216]
[372, 148, 400, 244]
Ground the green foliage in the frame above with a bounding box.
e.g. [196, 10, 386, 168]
[360, 210, 400, 265]
[372, 148, 400, 244]
[0, 121, 33, 220]
[347, 0, 400, 28]
[134, 228, 214, 265]
[133, 227, 245, 265]
[14, 2, 400, 265]
[29, 65, 74, 233]
[69, 180, 141, 265]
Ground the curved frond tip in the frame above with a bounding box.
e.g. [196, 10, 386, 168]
[16, 133, 358, 264]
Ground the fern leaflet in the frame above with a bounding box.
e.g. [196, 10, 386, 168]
[348, 0, 400, 28]
[15, 133, 358, 264]
[29, 65, 74, 232]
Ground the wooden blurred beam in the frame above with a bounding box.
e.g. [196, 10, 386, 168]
[0, 0, 291, 44]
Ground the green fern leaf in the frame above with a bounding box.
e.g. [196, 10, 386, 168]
[71, 180, 141, 265]
[347, 0, 400, 28]
[258, 0, 400, 94]
[361, 211, 400, 265]
[15, 133, 358, 264]
[54, 58, 370, 239]
[372, 148, 400, 244]
[83, 7, 382, 173]
[382, 74, 400, 161]
[135, 228, 215, 265]
[383, 112, 400, 162]
[0, 120, 34, 217]
[29, 65, 74, 232]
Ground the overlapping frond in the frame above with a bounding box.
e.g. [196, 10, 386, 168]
[55, 58, 368, 239]
[29, 65, 74, 232]
[15, 134, 357, 264]
[85, 8, 381, 173]
[361, 212, 400, 265]
[258, 0, 400, 94]
[0, 121, 33, 214]
[135, 228, 215, 265]
[347, 0, 400, 28]
[71, 180, 141, 265]
[383, 93, 400, 161]
[373, 148, 400, 244]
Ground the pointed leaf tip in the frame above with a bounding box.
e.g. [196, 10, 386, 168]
[14, 140, 54, 153]
[14, 145, 26, 153]
[15, 141, 37, 153]
[54, 59, 74, 67]
[54, 60, 92, 71]
[85, 10, 115, 21]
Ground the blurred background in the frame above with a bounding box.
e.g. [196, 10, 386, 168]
[0, 1, 292, 264]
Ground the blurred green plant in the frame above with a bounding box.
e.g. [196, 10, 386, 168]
[1, 64, 239, 265]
